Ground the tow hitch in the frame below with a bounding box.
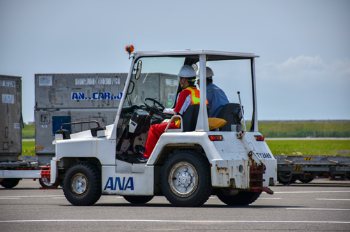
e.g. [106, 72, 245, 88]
[250, 163, 274, 195]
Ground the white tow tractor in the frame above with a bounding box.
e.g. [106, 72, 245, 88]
[50, 47, 277, 206]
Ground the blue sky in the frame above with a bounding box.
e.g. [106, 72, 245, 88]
[1, 0, 349, 123]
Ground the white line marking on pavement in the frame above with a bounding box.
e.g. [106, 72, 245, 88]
[287, 208, 350, 211]
[316, 199, 350, 201]
[275, 191, 350, 194]
[0, 219, 349, 224]
[0, 195, 62, 198]
[52, 197, 66, 199]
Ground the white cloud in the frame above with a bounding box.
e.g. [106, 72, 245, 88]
[260, 55, 350, 82]
[256, 56, 350, 120]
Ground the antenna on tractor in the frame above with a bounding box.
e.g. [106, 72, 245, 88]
[237, 91, 246, 132]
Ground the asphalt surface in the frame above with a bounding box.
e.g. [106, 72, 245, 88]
[1, 179, 350, 232]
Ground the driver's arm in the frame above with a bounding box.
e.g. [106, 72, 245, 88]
[173, 89, 191, 115]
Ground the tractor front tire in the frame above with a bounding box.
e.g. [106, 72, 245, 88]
[160, 150, 212, 207]
[63, 162, 101, 206]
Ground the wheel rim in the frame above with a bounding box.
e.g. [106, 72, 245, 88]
[71, 173, 88, 195]
[41, 178, 53, 187]
[168, 162, 198, 198]
[278, 172, 292, 182]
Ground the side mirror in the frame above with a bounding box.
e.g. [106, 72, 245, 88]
[128, 80, 135, 95]
[135, 60, 142, 80]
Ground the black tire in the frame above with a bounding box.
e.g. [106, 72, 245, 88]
[63, 162, 101, 206]
[0, 178, 20, 188]
[298, 175, 314, 183]
[217, 190, 262, 206]
[278, 172, 296, 185]
[123, 196, 154, 204]
[39, 178, 56, 188]
[160, 150, 212, 207]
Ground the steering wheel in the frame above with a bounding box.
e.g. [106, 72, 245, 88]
[144, 98, 166, 117]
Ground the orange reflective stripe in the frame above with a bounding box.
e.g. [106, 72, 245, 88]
[185, 87, 200, 105]
[185, 87, 208, 105]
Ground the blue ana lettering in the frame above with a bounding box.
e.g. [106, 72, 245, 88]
[71, 92, 122, 100]
[72, 92, 78, 100]
[104, 177, 113, 190]
[124, 177, 134, 190]
[71, 92, 85, 100]
[104, 177, 134, 191]
[115, 177, 125, 190]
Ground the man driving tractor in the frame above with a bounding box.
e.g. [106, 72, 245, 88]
[139, 65, 203, 162]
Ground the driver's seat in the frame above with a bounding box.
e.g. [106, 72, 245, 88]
[182, 105, 210, 132]
[182, 105, 200, 132]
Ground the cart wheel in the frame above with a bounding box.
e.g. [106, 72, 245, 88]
[0, 178, 20, 188]
[217, 190, 262, 206]
[123, 196, 154, 204]
[39, 178, 55, 188]
[63, 162, 101, 206]
[160, 150, 212, 207]
[298, 175, 314, 183]
[278, 172, 297, 185]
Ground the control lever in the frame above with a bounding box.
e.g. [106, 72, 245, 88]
[237, 91, 246, 132]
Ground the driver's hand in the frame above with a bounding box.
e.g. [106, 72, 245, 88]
[163, 108, 175, 114]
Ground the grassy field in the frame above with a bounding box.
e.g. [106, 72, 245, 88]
[266, 139, 350, 156]
[22, 123, 35, 139]
[22, 141, 35, 156]
[23, 121, 350, 139]
[246, 121, 350, 138]
[21, 121, 350, 157]
[22, 139, 350, 157]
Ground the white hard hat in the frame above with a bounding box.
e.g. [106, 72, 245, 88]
[178, 65, 196, 78]
[196, 67, 214, 79]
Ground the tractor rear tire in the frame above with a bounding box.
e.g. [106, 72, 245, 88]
[123, 196, 154, 204]
[63, 162, 101, 206]
[0, 178, 20, 188]
[217, 190, 262, 206]
[160, 150, 212, 207]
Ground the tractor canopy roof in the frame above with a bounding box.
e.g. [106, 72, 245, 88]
[133, 50, 259, 61]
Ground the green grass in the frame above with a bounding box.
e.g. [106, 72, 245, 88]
[246, 121, 350, 138]
[22, 138, 349, 157]
[266, 140, 350, 156]
[23, 121, 350, 139]
[22, 123, 35, 139]
[22, 141, 35, 156]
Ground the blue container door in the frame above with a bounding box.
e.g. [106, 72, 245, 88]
[52, 116, 71, 135]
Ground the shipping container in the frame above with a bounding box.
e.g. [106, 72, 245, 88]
[35, 73, 128, 165]
[0, 75, 22, 162]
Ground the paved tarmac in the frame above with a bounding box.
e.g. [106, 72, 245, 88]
[1, 179, 350, 232]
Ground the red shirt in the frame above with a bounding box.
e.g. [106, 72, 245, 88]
[174, 88, 195, 115]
